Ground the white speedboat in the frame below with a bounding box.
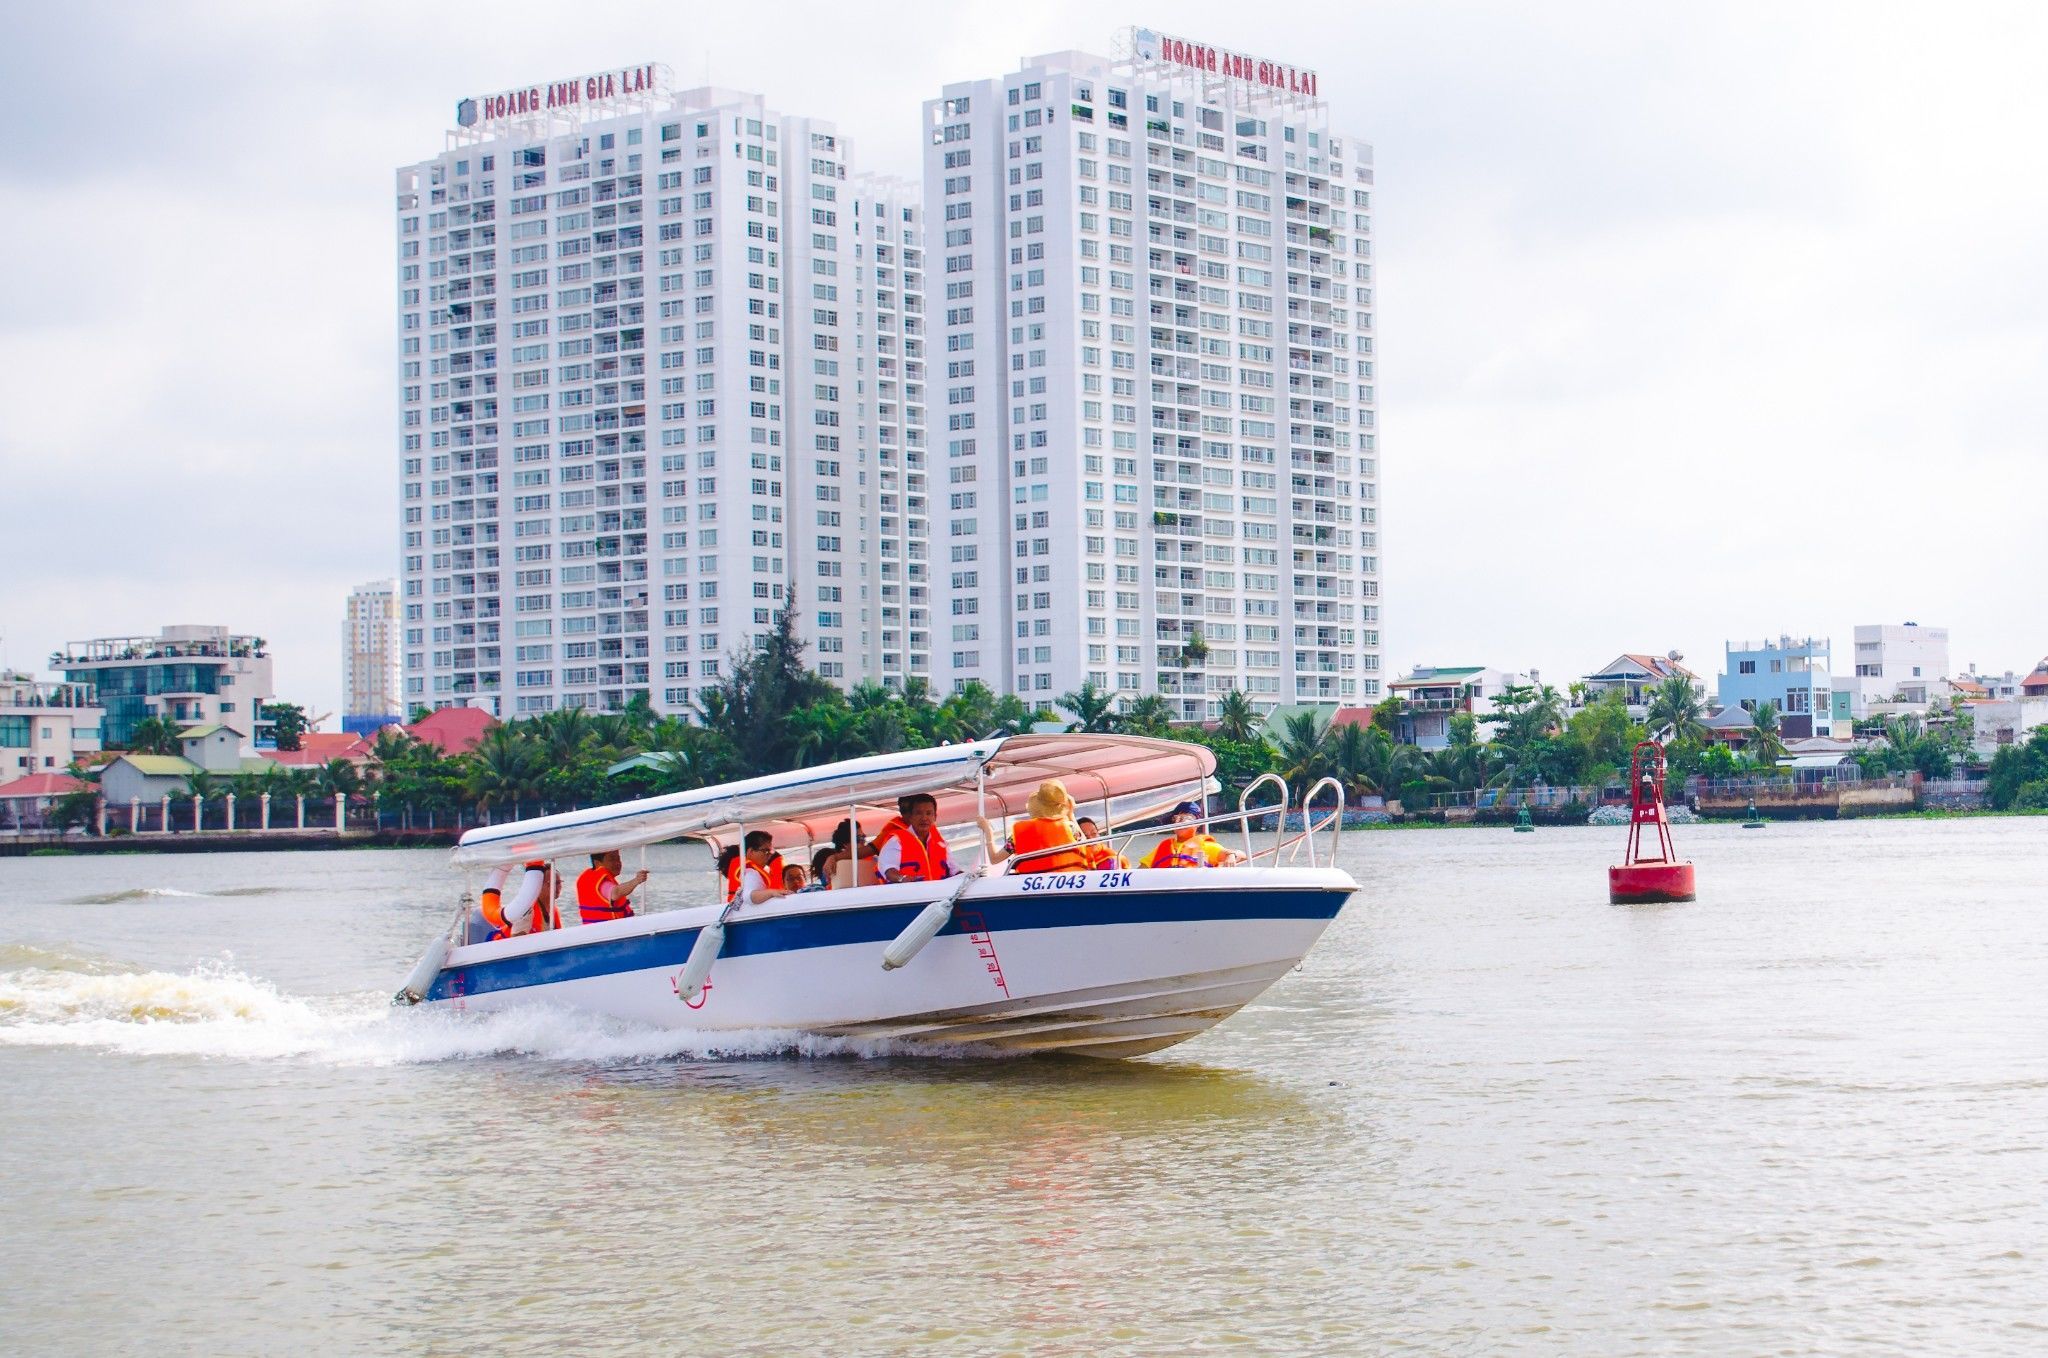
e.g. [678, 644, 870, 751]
[395, 734, 1354, 1058]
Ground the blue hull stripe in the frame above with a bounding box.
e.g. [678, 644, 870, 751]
[426, 886, 1347, 1003]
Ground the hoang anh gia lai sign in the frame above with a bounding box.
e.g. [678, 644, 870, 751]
[1133, 28, 1319, 98]
[457, 63, 665, 128]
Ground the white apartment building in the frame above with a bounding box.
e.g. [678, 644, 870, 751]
[55, 626, 275, 749]
[2, 671, 103, 775]
[396, 66, 926, 716]
[1847, 621, 1949, 714]
[343, 580, 403, 728]
[924, 33, 1382, 719]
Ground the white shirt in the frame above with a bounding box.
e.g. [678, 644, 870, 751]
[877, 828, 956, 880]
[737, 864, 774, 906]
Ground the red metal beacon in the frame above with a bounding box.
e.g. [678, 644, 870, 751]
[1609, 740, 1696, 904]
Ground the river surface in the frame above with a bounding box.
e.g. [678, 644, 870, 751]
[2, 818, 2045, 1355]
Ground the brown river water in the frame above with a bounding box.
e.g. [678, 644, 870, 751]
[2, 817, 2044, 1355]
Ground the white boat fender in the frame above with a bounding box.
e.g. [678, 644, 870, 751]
[393, 907, 470, 1006]
[674, 905, 734, 1004]
[881, 872, 981, 972]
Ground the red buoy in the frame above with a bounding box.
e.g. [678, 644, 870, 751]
[1609, 740, 1696, 904]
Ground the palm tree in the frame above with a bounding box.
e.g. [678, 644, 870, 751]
[536, 707, 594, 766]
[1646, 675, 1709, 746]
[588, 712, 641, 757]
[933, 680, 998, 743]
[1332, 722, 1425, 800]
[788, 702, 852, 764]
[315, 759, 364, 803]
[1748, 701, 1787, 767]
[1057, 679, 1119, 733]
[1276, 712, 1332, 798]
[467, 726, 541, 814]
[127, 714, 184, 755]
[1118, 694, 1177, 737]
[1214, 688, 1261, 743]
[370, 727, 416, 765]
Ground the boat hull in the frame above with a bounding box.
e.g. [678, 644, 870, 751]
[421, 868, 1353, 1058]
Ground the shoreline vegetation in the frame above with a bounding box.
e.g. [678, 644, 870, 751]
[11, 805, 2046, 858]
[28, 608, 2048, 849]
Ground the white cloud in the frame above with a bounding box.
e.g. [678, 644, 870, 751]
[1, 1, 2042, 718]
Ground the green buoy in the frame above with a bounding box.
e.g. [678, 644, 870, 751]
[1741, 796, 1764, 829]
[1514, 805, 1535, 833]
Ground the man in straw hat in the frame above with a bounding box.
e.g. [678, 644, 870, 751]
[991, 779, 1092, 874]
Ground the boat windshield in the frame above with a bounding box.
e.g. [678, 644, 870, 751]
[448, 733, 1216, 869]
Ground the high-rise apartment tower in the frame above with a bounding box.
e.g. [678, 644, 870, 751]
[923, 33, 1382, 718]
[395, 66, 926, 716]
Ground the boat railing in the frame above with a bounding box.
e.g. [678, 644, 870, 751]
[1292, 777, 1345, 868]
[1236, 773, 1291, 866]
[999, 779, 1345, 875]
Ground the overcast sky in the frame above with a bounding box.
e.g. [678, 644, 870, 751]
[2, 1, 2043, 721]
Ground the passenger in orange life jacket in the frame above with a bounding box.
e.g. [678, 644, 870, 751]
[876, 793, 958, 884]
[734, 831, 793, 907]
[721, 843, 785, 902]
[1145, 802, 1246, 869]
[577, 848, 648, 925]
[994, 780, 1091, 875]
[467, 860, 560, 942]
[1074, 816, 1130, 870]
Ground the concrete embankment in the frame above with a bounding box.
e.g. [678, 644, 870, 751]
[0, 830, 461, 857]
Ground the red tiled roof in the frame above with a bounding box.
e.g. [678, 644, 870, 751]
[407, 706, 499, 754]
[0, 773, 92, 800]
[1620, 652, 1700, 682]
[1329, 706, 1377, 728]
[260, 732, 371, 769]
[301, 732, 370, 757]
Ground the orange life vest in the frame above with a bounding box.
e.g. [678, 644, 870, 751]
[1008, 817, 1088, 874]
[1146, 834, 1226, 869]
[577, 866, 634, 924]
[874, 817, 951, 882]
[726, 853, 783, 903]
[1078, 841, 1128, 870]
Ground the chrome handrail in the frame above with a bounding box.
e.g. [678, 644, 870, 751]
[1236, 772, 1290, 867]
[1298, 776, 1345, 868]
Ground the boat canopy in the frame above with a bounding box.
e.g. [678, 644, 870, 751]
[448, 732, 1217, 869]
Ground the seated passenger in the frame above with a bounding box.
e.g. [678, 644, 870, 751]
[876, 793, 957, 884]
[577, 849, 647, 925]
[825, 819, 881, 889]
[463, 864, 514, 945]
[735, 830, 792, 907]
[1145, 802, 1245, 869]
[1004, 780, 1090, 874]
[722, 841, 784, 904]
[470, 860, 559, 941]
[780, 862, 810, 892]
[1074, 816, 1129, 870]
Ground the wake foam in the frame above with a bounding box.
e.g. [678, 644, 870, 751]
[68, 887, 217, 905]
[0, 951, 1000, 1066]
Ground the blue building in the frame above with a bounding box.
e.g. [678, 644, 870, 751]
[1716, 635, 1836, 738]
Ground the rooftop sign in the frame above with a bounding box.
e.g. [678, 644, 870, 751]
[1132, 28, 1318, 98]
[457, 63, 666, 128]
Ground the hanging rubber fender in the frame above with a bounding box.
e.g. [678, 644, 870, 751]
[393, 934, 452, 1006]
[882, 873, 980, 972]
[674, 918, 726, 1004]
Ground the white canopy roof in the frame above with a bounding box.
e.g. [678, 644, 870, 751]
[449, 732, 1217, 869]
